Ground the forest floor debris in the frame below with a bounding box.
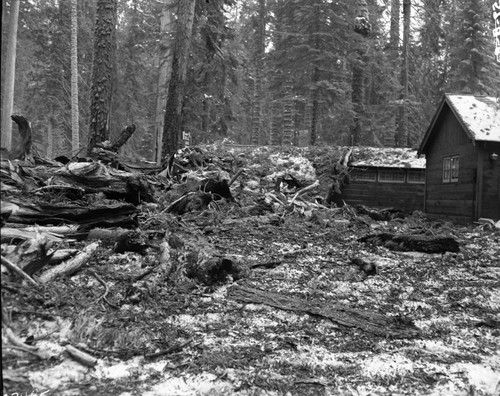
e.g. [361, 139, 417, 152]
[2, 145, 500, 395]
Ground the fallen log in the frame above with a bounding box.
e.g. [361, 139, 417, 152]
[50, 162, 154, 205]
[228, 285, 420, 338]
[358, 233, 460, 253]
[38, 242, 99, 283]
[2, 199, 139, 230]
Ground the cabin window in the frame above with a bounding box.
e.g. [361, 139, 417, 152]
[451, 157, 459, 182]
[407, 169, 425, 184]
[443, 156, 459, 183]
[351, 168, 377, 182]
[378, 169, 405, 183]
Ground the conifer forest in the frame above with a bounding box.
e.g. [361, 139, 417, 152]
[2, 0, 499, 159]
[1, 1, 500, 395]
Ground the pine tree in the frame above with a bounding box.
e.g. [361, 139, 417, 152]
[447, 0, 500, 94]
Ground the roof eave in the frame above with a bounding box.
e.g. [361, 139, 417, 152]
[417, 95, 447, 156]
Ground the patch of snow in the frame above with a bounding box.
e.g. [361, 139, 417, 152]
[350, 147, 425, 168]
[362, 353, 415, 378]
[487, 290, 500, 310]
[95, 356, 143, 380]
[451, 363, 500, 394]
[142, 372, 234, 396]
[94, 356, 169, 382]
[29, 358, 89, 390]
[267, 154, 317, 181]
[269, 345, 345, 371]
[244, 303, 266, 312]
[415, 339, 460, 354]
[414, 316, 454, 332]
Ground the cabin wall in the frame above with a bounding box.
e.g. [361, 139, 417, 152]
[342, 168, 425, 212]
[424, 105, 477, 222]
[480, 142, 500, 220]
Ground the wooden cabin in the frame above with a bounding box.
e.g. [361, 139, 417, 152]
[417, 94, 500, 222]
[341, 147, 426, 212]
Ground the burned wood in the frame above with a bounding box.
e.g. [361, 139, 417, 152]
[186, 257, 243, 286]
[108, 124, 136, 152]
[355, 205, 406, 221]
[359, 233, 460, 253]
[351, 257, 378, 276]
[228, 285, 420, 338]
[274, 174, 303, 192]
[113, 230, 149, 254]
[9, 115, 32, 161]
[201, 178, 233, 200]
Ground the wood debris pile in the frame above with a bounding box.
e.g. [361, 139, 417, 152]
[4, 125, 482, 394]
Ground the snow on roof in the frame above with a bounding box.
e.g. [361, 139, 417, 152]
[349, 147, 425, 169]
[446, 95, 500, 142]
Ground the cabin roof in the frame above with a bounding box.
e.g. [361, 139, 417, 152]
[349, 147, 425, 169]
[418, 94, 500, 155]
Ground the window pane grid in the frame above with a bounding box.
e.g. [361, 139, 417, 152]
[443, 156, 459, 183]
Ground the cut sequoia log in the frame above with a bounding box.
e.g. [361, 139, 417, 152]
[359, 233, 460, 253]
[228, 285, 419, 338]
[2, 199, 138, 230]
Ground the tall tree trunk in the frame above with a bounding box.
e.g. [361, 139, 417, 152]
[351, 62, 365, 145]
[161, 0, 196, 160]
[70, 0, 79, 152]
[395, 0, 410, 147]
[270, 100, 280, 145]
[1, 0, 19, 151]
[47, 114, 54, 158]
[351, 0, 370, 146]
[310, 67, 319, 146]
[154, 0, 175, 164]
[389, 0, 400, 60]
[282, 82, 294, 146]
[87, 0, 118, 155]
[251, 0, 266, 146]
[251, 66, 262, 145]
